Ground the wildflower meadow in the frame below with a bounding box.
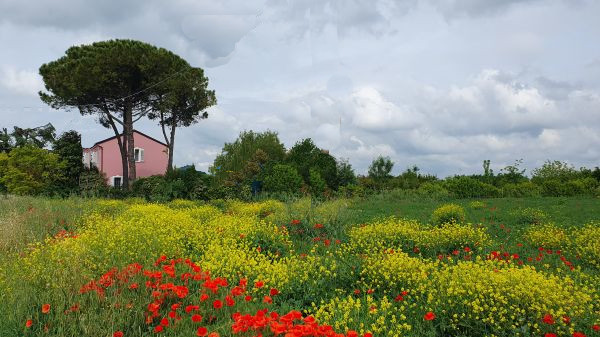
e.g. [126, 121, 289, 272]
[0, 195, 599, 337]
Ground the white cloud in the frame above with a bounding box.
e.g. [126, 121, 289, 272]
[0, 66, 43, 96]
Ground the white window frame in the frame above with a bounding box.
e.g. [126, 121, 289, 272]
[134, 147, 144, 163]
[111, 176, 123, 188]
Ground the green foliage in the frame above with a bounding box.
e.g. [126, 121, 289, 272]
[79, 167, 108, 197]
[263, 164, 303, 194]
[0, 146, 65, 195]
[431, 203, 466, 225]
[286, 138, 338, 190]
[39, 39, 192, 189]
[532, 160, 578, 182]
[368, 155, 394, 180]
[501, 181, 541, 197]
[309, 168, 327, 196]
[210, 130, 286, 183]
[52, 130, 83, 195]
[513, 207, 548, 225]
[336, 158, 356, 187]
[416, 182, 450, 199]
[444, 176, 500, 198]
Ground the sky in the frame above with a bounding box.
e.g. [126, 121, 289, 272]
[1, 0, 599, 177]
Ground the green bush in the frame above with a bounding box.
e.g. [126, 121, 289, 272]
[501, 181, 541, 197]
[444, 176, 500, 198]
[417, 181, 450, 199]
[513, 207, 547, 225]
[0, 146, 65, 195]
[431, 203, 466, 225]
[263, 164, 303, 194]
[309, 168, 326, 196]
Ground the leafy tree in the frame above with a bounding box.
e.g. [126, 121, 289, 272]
[39, 39, 189, 189]
[53, 130, 84, 194]
[149, 67, 216, 171]
[0, 128, 12, 153]
[0, 146, 65, 195]
[309, 168, 326, 195]
[532, 160, 578, 182]
[286, 138, 338, 190]
[263, 164, 303, 193]
[210, 130, 286, 182]
[336, 158, 356, 187]
[368, 155, 394, 180]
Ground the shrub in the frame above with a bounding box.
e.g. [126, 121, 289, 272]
[0, 146, 65, 195]
[501, 181, 542, 197]
[262, 164, 302, 194]
[309, 168, 326, 196]
[348, 217, 489, 256]
[416, 181, 450, 199]
[573, 222, 600, 268]
[468, 200, 486, 209]
[514, 207, 547, 225]
[523, 223, 570, 249]
[431, 203, 466, 225]
[444, 176, 500, 198]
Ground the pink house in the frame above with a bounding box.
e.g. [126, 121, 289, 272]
[83, 130, 169, 187]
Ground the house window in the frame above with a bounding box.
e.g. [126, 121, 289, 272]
[134, 148, 144, 162]
[112, 176, 123, 188]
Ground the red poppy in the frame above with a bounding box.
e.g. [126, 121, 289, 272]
[196, 327, 208, 337]
[354, 289, 360, 295]
[263, 295, 273, 304]
[160, 318, 169, 326]
[41, 304, 50, 314]
[255, 281, 264, 288]
[270, 288, 279, 296]
[364, 333, 373, 337]
[572, 332, 586, 337]
[424, 312, 436, 321]
[347, 331, 358, 337]
[394, 295, 404, 301]
[593, 325, 599, 331]
[464, 247, 471, 252]
[200, 293, 209, 301]
[452, 250, 459, 255]
[154, 325, 164, 333]
[545, 334, 557, 337]
[563, 316, 571, 324]
[191, 314, 203, 322]
[225, 295, 235, 307]
[25, 320, 33, 328]
[291, 219, 301, 225]
[212, 300, 223, 309]
[207, 333, 219, 337]
[113, 332, 124, 337]
[543, 314, 555, 325]
[366, 289, 374, 294]
[244, 295, 252, 302]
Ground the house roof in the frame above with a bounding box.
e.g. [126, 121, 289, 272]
[89, 130, 168, 148]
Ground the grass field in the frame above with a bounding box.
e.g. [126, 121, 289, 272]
[0, 194, 598, 337]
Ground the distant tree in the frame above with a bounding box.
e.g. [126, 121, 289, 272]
[286, 138, 338, 190]
[210, 130, 286, 182]
[336, 158, 356, 187]
[531, 160, 577, 182]
[309, 168, 326, 195]
[0, 146, 65, 195]
[263, 164, 303, 193]
[39, 39, 190, 189]
[149, 67, 216, 171]
[483, 160, 493, 177]
[53, 130, 84, 194]
[0, 128, 12, 153]
[368, 155, 394, 180]
[498, 159, 527, 184]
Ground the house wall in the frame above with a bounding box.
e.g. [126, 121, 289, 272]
[84, 132, 168, 185]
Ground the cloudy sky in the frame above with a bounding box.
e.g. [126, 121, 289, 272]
[1, 0, 599, 177]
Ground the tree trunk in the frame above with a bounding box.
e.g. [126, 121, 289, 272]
[168, 123, 176, 172]
[124, 102, 136, 188]
[105, 110, 129, 189]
